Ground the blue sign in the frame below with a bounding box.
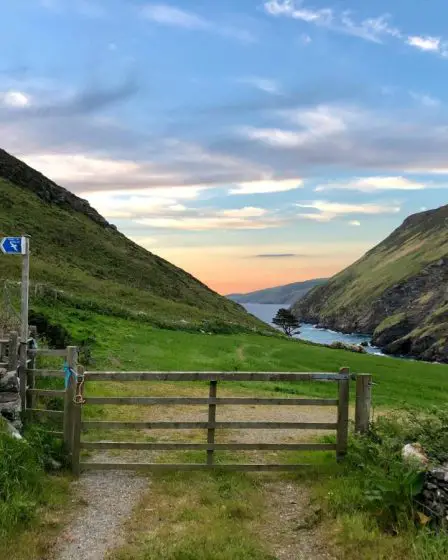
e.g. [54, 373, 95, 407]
[1, 237, 25, 255]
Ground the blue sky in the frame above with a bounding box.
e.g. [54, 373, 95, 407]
[1, 1, 447, 293]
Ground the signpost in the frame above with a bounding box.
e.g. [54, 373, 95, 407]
[1, 236, 30, 343]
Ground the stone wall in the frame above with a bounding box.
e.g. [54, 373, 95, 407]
[0, 368, 21, 430]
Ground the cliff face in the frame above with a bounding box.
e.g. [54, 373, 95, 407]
[293, 205, 448, 362]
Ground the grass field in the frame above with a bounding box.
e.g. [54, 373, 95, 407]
[4, 316, 448, 559]
[77, 314, 448, 409]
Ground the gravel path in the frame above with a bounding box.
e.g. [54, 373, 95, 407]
[53, 471, 147, 560]
[259, 480, 335, 560]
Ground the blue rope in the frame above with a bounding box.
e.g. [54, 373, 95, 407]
[63, 361, 76, 389]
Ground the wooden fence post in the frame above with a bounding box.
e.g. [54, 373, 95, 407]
[26, 326, 38, 410]
[71, 365, 83, 477]
[336, 367, 350, 462]
[7, 331, 18, 372]
[207, 380, 217, 465]
[64, 346, 78, 457]
[355, 374, 372, 434]
[18, 341, 28, 415]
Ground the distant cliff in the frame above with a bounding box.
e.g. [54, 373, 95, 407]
[293, 205, 448, 362]
[228, 278, 328, 305]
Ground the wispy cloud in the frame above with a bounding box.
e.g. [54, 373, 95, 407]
[239, 76, 281, 95]
[409, 91, 440, 107]
[315, 176, 427, 192]
[297, 200, 400, 222]
[407, 36, 440, 52]
[229, 178, 302, 194]
[264, 1, 448, 57]
[141, 4, 208, 29]
[264, 1, 401, 43]
[348, 220, 361, 227]
[251, 253, 298, 258]
[141, 3, 256, 43]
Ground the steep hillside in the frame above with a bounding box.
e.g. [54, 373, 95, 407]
[228, 278, 328, 305]
[293, 205, 448, 362]
[0, 149, 265, 335]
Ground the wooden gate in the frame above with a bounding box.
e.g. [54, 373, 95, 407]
[21, 347, 372, 475]
[64, 368, 371, 476]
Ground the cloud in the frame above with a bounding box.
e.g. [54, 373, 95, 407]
[229, 178, 303, 194]
[0, 91, 30, 108]
[407, 36, 440, 52]
[348, 220, 361, 226]
[239, 105, 355, 149]
[136, 214, 282, 231]
[315, 176, 427, 192]
[141, 3, 256, 43]
[0, 78, 138, 120]
[409, 92, 440, 107]
[251, 253, 298, 258]
[264, 1, 401, 43]
[264, 1, 448, 57]
[219, 207, 267, 218]
[297, 200, 400, 222]
[240, 77, 280, 95]
[141, 4, 208, 29]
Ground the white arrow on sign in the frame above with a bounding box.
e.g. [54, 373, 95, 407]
[0, 236, 26, 255]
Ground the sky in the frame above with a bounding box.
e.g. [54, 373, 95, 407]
[1, 1, 448, 294]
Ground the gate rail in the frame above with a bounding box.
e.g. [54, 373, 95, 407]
[23, 347, 373, 476]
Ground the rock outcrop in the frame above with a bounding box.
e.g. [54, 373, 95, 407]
[0, 368, 21, 430]
[0, 148, 113, 230]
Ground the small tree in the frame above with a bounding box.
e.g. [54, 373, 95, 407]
[272, 308, 300, 337]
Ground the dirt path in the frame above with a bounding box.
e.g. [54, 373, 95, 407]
[53, 383, 338, 559]
[53, 471, 147, 560]
[259, 480, 334, 560]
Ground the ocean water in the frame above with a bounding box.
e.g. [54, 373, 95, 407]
[243, 303, 383, 356]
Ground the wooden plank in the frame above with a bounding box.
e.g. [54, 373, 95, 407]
[207, 380, 217, 465]
[80, 442, 338, 451]
[336, 367, 350, 461]
[26, 409, 64, 418]
[27, 389, 65, 397]
[83, 397, 339, 406]
[31, 370, 65, 378]
[29, 349, 67, 357]
[64, 347, 77, 455]
[84, 371, 347, 382]
[355, 374, 372, 434]
[80, 463, 313, 472]
[82, 421, 337, 430]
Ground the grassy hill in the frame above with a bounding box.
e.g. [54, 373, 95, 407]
[227, 278, 328, 305]
[0, 149, 267, 338]
[294, 205, 448, 362]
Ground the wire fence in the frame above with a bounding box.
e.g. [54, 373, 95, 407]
[0, 280, 21, 334]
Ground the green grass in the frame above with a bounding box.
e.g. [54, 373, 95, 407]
[50, 312, 448, 409]
[111, 471, 274, 560]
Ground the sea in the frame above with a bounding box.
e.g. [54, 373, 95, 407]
[242, 303, 384, 356]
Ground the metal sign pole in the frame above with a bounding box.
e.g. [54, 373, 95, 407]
[20, 236, 30, 343]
